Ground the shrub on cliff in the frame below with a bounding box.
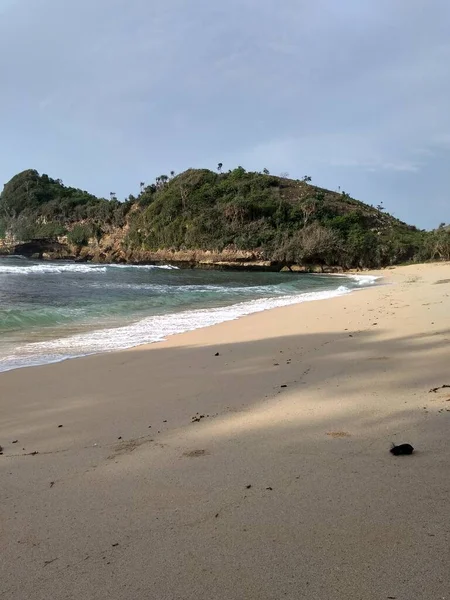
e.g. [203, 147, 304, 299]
[67, 224, 93, 246]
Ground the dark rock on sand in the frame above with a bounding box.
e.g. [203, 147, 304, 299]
[390, 443, 414, 456]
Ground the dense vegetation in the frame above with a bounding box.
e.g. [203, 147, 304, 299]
[1, 167, 449, 268]
[0, 169, 132, 244]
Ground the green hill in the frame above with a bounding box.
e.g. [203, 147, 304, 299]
[0, 167, 448, 268]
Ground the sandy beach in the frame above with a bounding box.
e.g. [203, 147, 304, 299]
[1, 262, 449, 600]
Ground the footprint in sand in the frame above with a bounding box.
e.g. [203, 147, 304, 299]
[182, 449, 210, 458]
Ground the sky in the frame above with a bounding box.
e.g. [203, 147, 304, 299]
[0, 0, 449, 229]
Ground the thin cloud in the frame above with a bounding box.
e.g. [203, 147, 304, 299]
[330, 159, 420, 174]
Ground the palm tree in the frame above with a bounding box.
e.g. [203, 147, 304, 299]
[139, 181, 145, 192]
[217, 163, 223, 173]
[263, 168, 269, 175]
[170, 171, 175, 178]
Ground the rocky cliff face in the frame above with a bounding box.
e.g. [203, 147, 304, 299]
[1, 228, 271, 267]
[74, 234, 278, 270]
[1, 231, 344, 272]
[0, 239, 71, 259]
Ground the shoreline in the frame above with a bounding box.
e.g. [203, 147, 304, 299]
[0, 271, 380, 374]
[1, 262, 450, 600]
[0, 245, 363, 272]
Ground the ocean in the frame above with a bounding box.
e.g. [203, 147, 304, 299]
[0, 257, 378, 372]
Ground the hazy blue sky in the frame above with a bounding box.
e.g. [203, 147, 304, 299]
[1, 0, 449, 228]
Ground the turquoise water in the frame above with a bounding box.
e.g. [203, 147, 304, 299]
[0, 257, 378, 372]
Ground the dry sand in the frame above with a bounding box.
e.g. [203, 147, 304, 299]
[1, 262, 450, 600]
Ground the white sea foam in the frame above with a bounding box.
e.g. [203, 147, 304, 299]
[106, 264, 178, 270]
[88, 281, 298, 295]
[0, 284, 356, 372]
[0, 263, 179, 275]
[347, 274, 380, 286]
